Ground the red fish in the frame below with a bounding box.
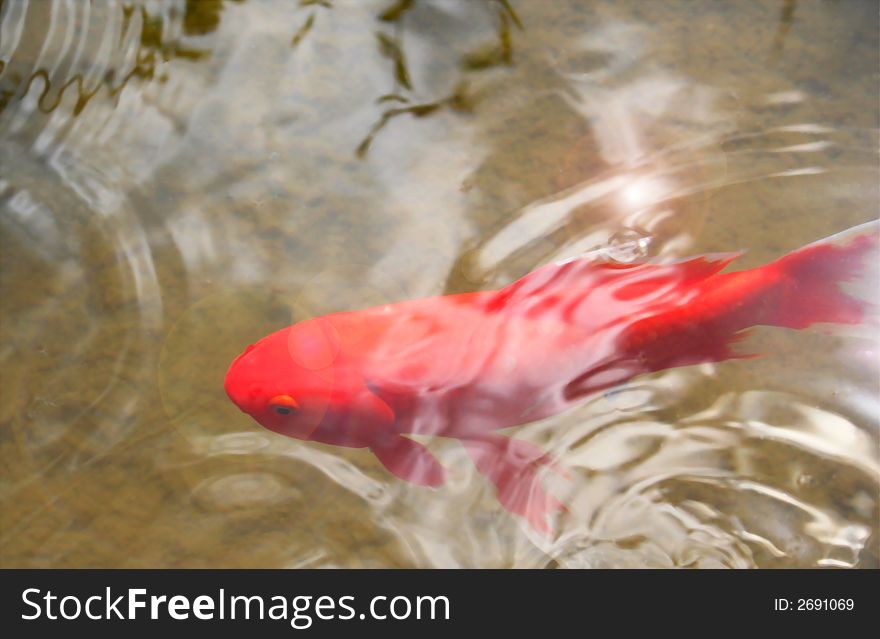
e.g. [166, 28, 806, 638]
[225, 224, 877, 532]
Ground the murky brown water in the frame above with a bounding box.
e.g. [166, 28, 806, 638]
[1, 0, 877, 568]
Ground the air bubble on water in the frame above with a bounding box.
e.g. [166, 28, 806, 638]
[795, 472, 815, 488]
[605, 229, 652, 263]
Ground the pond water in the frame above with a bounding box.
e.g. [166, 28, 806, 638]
[1, 0, 877, 567]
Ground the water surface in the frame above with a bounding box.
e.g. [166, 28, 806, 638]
[1, 0, 878, 567]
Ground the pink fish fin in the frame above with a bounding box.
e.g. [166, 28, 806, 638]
[485, 250, 742, 317]
[370, 435, 447, 487]
[767, 222, 879, 329]
[352, 385, 397, 429]
[364, 377, 414, 407]
[460, 434, 567, 534]
[561, 332, 760, 402]
[609, 224, 879, 379]
[603, 315, 767, 390]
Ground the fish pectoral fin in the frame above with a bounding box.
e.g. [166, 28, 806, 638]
[364, 376, 414, 407]
[370, 436, 447, 487]
[353, 387, 396, 429]
[460, 434, 568, 534]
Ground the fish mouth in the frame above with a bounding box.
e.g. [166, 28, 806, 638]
[223, 368, 243, 410]
[224, 344, 256, 411]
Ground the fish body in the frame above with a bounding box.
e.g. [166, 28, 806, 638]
[224, 225, 877, 531]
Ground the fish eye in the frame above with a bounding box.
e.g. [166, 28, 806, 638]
[269, 394, 299, 416]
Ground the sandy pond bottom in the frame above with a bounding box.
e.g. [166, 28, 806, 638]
[0, 0, 877, 567]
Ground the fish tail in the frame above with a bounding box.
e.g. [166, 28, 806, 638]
[612, 222, 878, 377]
[764, 221, 878, 330]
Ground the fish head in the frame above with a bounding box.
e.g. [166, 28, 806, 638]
[224, 318, 343, 441]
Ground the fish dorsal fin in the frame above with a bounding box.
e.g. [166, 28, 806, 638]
[485, 251, 742, 315]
